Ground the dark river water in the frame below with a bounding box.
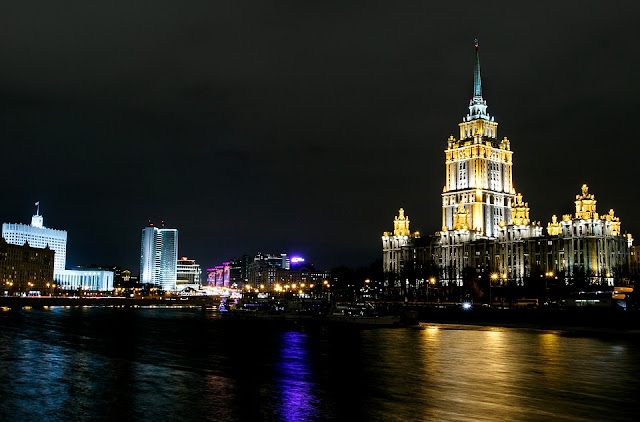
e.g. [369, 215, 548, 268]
[1, 307, 639, 421]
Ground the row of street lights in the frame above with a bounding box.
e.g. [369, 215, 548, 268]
[4, 281, 59, 295]
[244, 280, 330, 294]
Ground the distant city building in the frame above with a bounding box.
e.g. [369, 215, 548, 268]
[56, 269, 114, 291]
[140, 225, 178, 291]
[176, 257, 202, 291]
[2, 204, 67, 277]
[273, 266, 330, 288]
[208, 252, 328, 291]
[254, 253, 290, 270]
[0, 237, 55, 293]
[228, 255, 250, 287]
[248, 253, 290, 287]
[112, 269, 140, 288]
[2, 204, 115, 292]
[382, 41, 634, 288]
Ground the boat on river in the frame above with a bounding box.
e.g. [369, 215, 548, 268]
[226, 299, 410, 327]
[326, 303, 403, 327]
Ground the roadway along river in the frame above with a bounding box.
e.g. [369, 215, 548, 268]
[1, 307, 639, 421]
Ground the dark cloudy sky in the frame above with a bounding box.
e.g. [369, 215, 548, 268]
[1, 1, 639, 272]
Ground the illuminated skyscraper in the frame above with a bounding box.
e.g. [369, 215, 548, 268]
[442, 38, 514, 238]
[140, 225, 178, 291]
[382, 40, 633, 287]
[2, 203, 67, 275]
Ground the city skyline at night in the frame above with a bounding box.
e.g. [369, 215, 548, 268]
[2, 4, 640, 421]
[1, 2, 638, 273]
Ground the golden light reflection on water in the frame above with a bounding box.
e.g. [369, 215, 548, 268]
[538, 332, 563, 383]
[1, 309, 638, 421]
[403, 324, 637, 422]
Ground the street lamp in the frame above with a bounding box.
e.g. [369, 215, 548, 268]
[489, 273, 499, 307]
[544, 271, 555, 304]
[428, 277, 436, 303]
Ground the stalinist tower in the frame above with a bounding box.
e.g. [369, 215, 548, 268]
[382, 40, 632, 287]
[441, 39, 515, 238]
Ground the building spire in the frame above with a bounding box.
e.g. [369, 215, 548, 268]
[473, 38, 482, 98]
[463, 38, 491, 122]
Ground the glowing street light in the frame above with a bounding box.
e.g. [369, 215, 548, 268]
[489, 274, 499, 307]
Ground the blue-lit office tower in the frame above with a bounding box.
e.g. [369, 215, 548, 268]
[140, 226, 178, 291]
[2, 206, 67, 276]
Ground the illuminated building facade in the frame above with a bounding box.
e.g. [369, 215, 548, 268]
[382, 41, 634, 287]
[140, 225, 178, 291]
[382, 208, 420, 276]
[56, 269, 114, 291]
[209, 252, 328, 291]
[442, 39, 514, 238]
[2, 205, 115, 291]
[273, 267, 331, 288]
[176, 257, 202, 291]
[247, 253, 291, 288]
[2, 205, 67, 276]
[0, 238, 55, 293]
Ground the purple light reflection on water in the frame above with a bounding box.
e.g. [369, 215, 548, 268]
[274, 331, 323, 421]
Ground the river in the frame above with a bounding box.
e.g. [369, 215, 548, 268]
[1, 307, 638, 421]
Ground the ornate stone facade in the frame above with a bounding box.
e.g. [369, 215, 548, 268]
[382, 41, 633, 288]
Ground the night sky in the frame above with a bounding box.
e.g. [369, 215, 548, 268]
[1, 2, 639, 273]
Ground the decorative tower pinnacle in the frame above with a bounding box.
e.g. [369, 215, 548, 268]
[393, 208, 411, 236]
[474, 38, 482, 98]
[575, 184, 597, 220]
[464, 38, 491, 122]
[510, 193, 531, 226]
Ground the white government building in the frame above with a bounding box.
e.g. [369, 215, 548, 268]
[2, 204, 113, 291]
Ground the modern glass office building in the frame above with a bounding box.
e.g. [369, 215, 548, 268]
[140, 226, 178, 291]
